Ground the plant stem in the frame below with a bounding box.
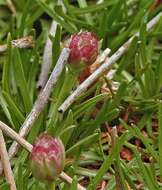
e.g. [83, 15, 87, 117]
[37, 21, 58, 89]
[0, 48, 70, 175]
[0, 121, 86, 190]
[58, 11, 162, 113]
[0, 129, 17, 190]
[46, 182, 55, 190]
[77, 0, 93, 25]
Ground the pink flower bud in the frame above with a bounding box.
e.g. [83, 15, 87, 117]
[68, 31, 99, 66]
[150, 0, 162, 10]
[157, 0, 162, 5]
[30, 133, 65, 182]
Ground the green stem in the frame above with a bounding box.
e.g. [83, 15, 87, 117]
[46, 182, 55, 190]
[77, 0, 93, 25]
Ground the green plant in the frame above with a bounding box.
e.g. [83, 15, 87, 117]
[0, 0, 162, 189]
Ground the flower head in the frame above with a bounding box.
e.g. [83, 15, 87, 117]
[68, 31, 99, 67]
[157, 0, 162, 5]
[30, 133, 65, 182]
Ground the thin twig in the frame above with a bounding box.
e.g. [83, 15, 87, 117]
[0, 121, 86, 190]
[37, 0, 67, 89]
[89, 48, 111, 73]
[0, 36, 34, 54]
[37, 21, 58, 89]
[60, 172, 86, 190]
[8, 48, 69, 159]
[0, 121, 33, 152]
[0, 48, 70, 174]
[58, 12, 162, 113]
[0, 129, 16, 190]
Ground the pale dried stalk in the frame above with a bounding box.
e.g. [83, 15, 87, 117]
[0, 36, 34, 53]
[58, 12, 162, 113]
[89, 48, 111, 73]
[0, 129, 16, 190]
[0, 121, 33, 152]
[37, 21, 58, 89]
[0, 121, 85, 190]
[8, 48, 69, 159]
[6, 0, 16, 15]
[37, 0, 67, 89]
[60, 172, 86, 190]
[0, 48, 70, 174]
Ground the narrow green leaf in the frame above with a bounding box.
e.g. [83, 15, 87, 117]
[2, 33, 12, 94]
[70, 176, 77, 190]
[52, 24, 61, 67]
[88, 132, 129, 189]
[17, 163, 24, 190]
[66, 133, 99, 154]
[70, 0, 115, 14]
[121, 119, 158, 161]
[35, 0, 76, 33]
[133, 149, 158, 190]
[0, 91, 14, 126]
[18, 0, 33, 36]
[3, 91, 25, 124]
[155, 53, 162, 94]
[158, 101, 162, 177]
[12, 48, 32, 113]
[77, 0, 93, 25]
[73, 93, 107, 119]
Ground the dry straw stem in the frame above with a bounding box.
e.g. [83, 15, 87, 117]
[37, 21, 58, 89]
[58, 11, 162, 113]
[89, 48, 111, 73]
[37, 0, 67, 89]
[0, 36, 34, 54]
[6, 0, 16, 15]
[0, 121, 33, 152]
[0, 48, 70, 174]
[0, 121, 86, 190]
[0, 129, 16, 190]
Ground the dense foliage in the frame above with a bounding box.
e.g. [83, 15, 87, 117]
[0, 0, 162, 189]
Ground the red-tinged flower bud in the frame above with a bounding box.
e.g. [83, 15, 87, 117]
[157, 0, 162, 5]
[150, 0, 162, 10]
[68, 31, 99, 67]
[30, 133, 65, 182]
